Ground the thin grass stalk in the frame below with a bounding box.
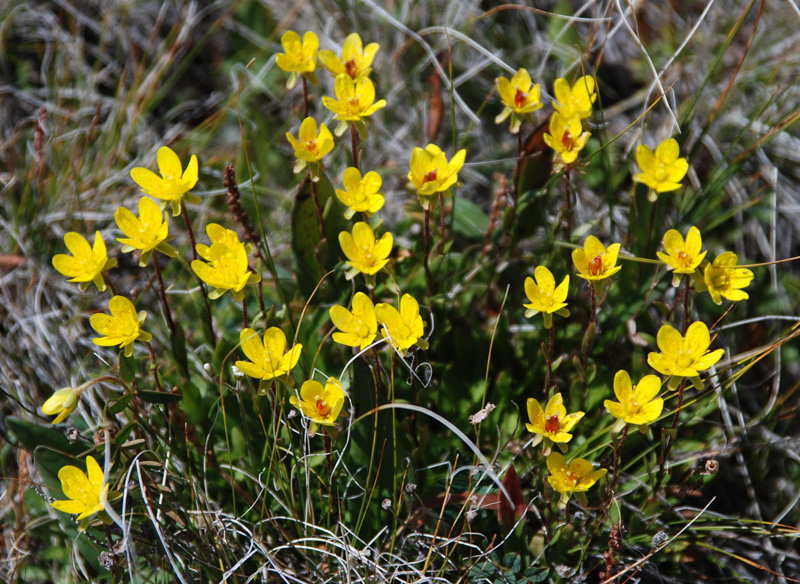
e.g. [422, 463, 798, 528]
[151, 252, 175, 337]
[181, 201, 215, 344]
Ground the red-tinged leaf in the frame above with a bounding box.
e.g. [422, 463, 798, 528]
[498, 464, 525, 527]
[0, 255, 25, 270]
[426, 70, 443, 142]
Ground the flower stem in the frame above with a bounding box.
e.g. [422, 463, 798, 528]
[610, 423, 629, 496]
[309, 175, 327, 241]
[642, 195, 659, 262]
[181, 201, 216, 345]
[144, 342, 164, 393]
[151, 252, 175, 338]
[545, 323, 555, 396]
[242, 296, 249, 329]
[581, 282, 597, 377]
[562, 169, 573, 243]
[301, 76, 309, 118]
[423, 206, 434, 295]
[350, 124, 360, 171]
[682, 274, 691, 333]
[654, 377, 687, 495]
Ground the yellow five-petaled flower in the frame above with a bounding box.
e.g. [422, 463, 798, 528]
[546, 452, 607, 509]
[572, 235, 622, 281]
[330, 291, 378, 351]
[339, 222, 393, 282]
[523, 266, 569, 329]
[526, 393, 584, 454]
[318, 33, 379, 79]
[322, 74, 386, 138]
[543, 112, 590, 166]
[90, 295, 152, 357]
[552, 75, 597, 119]
[191, 224, 261, 301]
[275, 30, 319, 89]
[495, 68, 543, 134]
[335, 167, 385, 219]
[604, 370, 664, 431]
[235, 327, 302, 383]
[115, 196, 178, 267]
[52, 231, 117, 292]
[375, 293, 428, 356]
[286, 117, 334, 180]
[51, 456, 110, 531]
[408, 144, 466, 207]
[130, 146, 200, 217]
[657, 226, 706, 285]
[700, 251, 754, 305]
[648, 321, 724, 389]
[289, 377, 346, 430]
[633, 138, 688, 200]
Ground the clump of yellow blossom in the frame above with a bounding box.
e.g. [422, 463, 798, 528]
[235, 327, 302, 386]
[335, 167, 384, 219]
[648, 321, 724, 390]
[42, 387, 81, 424]
[604, 370, 664, 433]
[339, 222, 393, 285]
[322, 74, 386, 138]
[90, 295, 151, 357]
[546, 452, 607, 509]
[115, 197, 177, 267]
[552, 76, 597, 119]
[286, 117, 334, 181]
[330, 292, 378, 351]
[130, 146, 200, 216]
[52, 231, 117, 292]
[572, 235, 622, 281]
[543, 112, 590, 166]
[290, 377, 346, 434]
[408, 144, 466, 208]
[275, 30, 319, 89]
[526, 393, 584, 455]
[697, 251, 754, 305]
[51, 456, 110, 531]
[657, 226, 706, 286]
[523, 266, 569, 329]
[318, 33, 379, 80]
[191, 224, 261, 301]
[375, 294, 428, 356]
[495, 68, 542, 134]
[633, 138, 688, 201]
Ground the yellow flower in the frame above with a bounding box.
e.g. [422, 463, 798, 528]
[495, 68, 543, 134]
[318, 33, 379, 79]
[130, 146, 200, 216]
[546, 452, 607, 509]
[633, 138, 688, 198]
[42, 387, 81, 424]
[335, 167, 385, 219]
[51, 456, 110, 531]
[543, 112, 590, 166]
[90, 295, 152, 357]
[648, 321, 724, 389]
[289, 377, 346, 427]
[525, 393, 584, 453]
[330, 291, 378, 351]
[604, 370, 664, 430]
[408, 144, 467, 206]
[572, 235, 622, 281]
[52, 231, 117, 292]
[339, 222, 393, 279]
[275, 30, 319, 89]
[286, 117, 334, 179]
[701, 251, 754, 305]
[657, 226, 706, 282]
[322, 74, 386, 137]
[235, 327, 302, 382]
[552, 75, 597, 119]
[115, 197, 178, 267]
[375, 294, 428, 356]
[191, 225, 261, 302]
[523, 266, 569, 328]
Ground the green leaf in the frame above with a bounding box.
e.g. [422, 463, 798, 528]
[503, 553, 521, 574]
[451, 197, 489, 238]
[114, 422, 135, 445]
[108, 394, 132, 414]
[522, 568, 549, 583]
[171, 320, 189, 377]
[119, 353, 136, 383]
[138, 390, 183, 404]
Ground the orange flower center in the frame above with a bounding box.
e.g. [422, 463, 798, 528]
[566, 471, 578, 487]
[304, 139, 317, 152]
[561, 129, 574, 150]
[423, 168, 438, 184]
[545, 414, 560, 434]
[677, 250, 690, 266]
[345, 58, 358, 78]
[315, 397, 330, 418]
[514, 87, 528, 109]
[588, 254, 604, 276]
[347, 95, 361, 113]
